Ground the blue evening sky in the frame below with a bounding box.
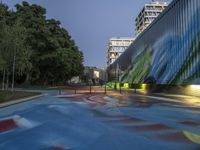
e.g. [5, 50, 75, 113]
[3, 0, 171, 68]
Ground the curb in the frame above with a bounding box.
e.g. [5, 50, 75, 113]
[0, 94, 44, 108]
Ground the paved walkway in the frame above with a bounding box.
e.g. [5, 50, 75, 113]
[0, 89, 200, 150]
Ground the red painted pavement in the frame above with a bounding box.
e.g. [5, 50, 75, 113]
[0, 119, 18, 133]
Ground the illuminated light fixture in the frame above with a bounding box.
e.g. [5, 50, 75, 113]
[142, 84, 147, 90]
[186, 85, 200, 93]
[190, 85, 200, 90]
[185, 85, 200, 97]
[123, 83, 129, 89]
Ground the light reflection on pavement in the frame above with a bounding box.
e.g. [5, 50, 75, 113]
[0, 89, 200, 150]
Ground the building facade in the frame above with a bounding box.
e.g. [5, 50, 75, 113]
[135, 0, 168, 36]
[84, 66, 106, 85]
[108, 0, 200, 86]
[107, 37, 134, 66]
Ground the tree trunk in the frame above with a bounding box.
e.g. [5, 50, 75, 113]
[25, 72, 30, 85]
[11, 54, 16, 91]
[2, 67, 5, 91]
[6, 69, 9, 90]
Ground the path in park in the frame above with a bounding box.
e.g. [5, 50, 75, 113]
[0, 88, 200, 150]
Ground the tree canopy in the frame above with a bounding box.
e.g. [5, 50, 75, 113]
[0, 1, 84, 87]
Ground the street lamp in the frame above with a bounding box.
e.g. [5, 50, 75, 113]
[104, 70, 108, 94]
[114, 53, 118, 90]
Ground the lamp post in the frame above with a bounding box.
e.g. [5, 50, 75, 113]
[114, 66, 117, 90]
[114, 53, 118, 90]
[104, 70, 107, 94]
[118, 60, 122, 94]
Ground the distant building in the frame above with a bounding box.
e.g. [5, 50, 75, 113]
[135, 0, 168, 36]
[84, 66, 106, 85]
[70, 66, 106, 85]
[107, 37, 134, 66]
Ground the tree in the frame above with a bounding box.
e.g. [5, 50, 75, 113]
[0, 1, 84, 87]
[10, 19, 32, 90]
[0, 3, 32, 90]
[0, 3, 10, 90]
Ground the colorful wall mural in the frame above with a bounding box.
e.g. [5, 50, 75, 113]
[108, 0, 200, 85]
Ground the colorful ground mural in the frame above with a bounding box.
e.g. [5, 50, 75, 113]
[1, 88, 200, 149]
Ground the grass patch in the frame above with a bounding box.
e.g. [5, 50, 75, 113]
[0, 91, 40, 104]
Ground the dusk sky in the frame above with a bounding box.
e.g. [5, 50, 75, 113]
[3, 0, 171, 68]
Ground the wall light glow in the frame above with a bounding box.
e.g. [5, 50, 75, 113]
[142, 84, 147, 90]
[190, 85, 200, 90]
[123, 83, 129, 89]
[185, 85, 200, 97]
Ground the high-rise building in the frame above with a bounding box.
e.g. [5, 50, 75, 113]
[107, 37, 134, 66]
[135, 0, 168, 36]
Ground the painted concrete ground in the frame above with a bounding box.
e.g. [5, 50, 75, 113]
[0, 89, 200, 150]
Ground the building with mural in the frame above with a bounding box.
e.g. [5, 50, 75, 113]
[107, 0, 200, 88]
